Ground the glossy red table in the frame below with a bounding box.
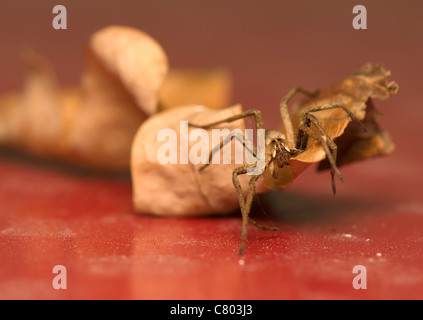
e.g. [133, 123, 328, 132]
[1, 0, 423, 300]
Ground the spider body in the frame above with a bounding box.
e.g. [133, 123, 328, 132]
[264, 130, 298, 180]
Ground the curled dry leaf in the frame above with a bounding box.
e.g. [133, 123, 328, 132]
[131, 104, 249, 216]
[0, 26, 168, 170]
[132, 63, 398, 216]
[0, 26, 232, 171]
[72, 26, 169, 169]
[158, 68, 232, 112]
[283, 63, 399, 183]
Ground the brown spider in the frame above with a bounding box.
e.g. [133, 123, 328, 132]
[189, 86, 365, 255]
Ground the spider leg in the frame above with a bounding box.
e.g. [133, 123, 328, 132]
[296, 104, 365, 194]
[190, 109, 276, 254]
[298, 120, 341, 194]
[199, 133, 257, 172]
[232, 165, 260, 255]
[248, 217, 278, 231]
[188, 109, 264, 171]
[232, 159, 277, 255]
[304, 104, 367, 132]
[188, 108, 264, 130]
[280, 86, 318, 148]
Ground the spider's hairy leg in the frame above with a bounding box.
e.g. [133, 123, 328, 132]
[232, 159, 278, 255]
[297, 122, 341, 194]
[232, 165, 260, 255]
[305, 104, 367, 132]
[188, 109, 264, 171]
[248, 217, 278, 231]
[198, 133, 257, 172]
[188, 109, 264, 130]
[279, 86, 318, 148]
[296, 104, 366, 194]
[189, 109, 277, 254]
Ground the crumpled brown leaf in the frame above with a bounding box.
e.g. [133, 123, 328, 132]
[158, 68, 232, 112]
[0, 26, 168, 170]
[131, 104, 247, 216]
[132, 63, 398, 216]
[283, 63, 398, 183]
[0, 26, 232, 171]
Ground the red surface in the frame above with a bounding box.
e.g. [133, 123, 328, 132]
[1, 0, 423, 300]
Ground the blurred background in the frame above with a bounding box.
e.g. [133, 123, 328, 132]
[0, 0, 422, 299]
[1, 0, 419, 117]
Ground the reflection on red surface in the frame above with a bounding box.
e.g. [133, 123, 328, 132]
[1, 154, 423, 299]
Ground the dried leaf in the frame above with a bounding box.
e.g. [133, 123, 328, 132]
[131, 64, 398, 216]
[158, 68, 232, 111]
[0, 26, 168, 170]
[267, 63, 398, 187]
[0, 26, 233, 171]
[131, 104, 248, 216]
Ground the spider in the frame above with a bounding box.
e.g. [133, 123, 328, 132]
[189, 86, 365, 255]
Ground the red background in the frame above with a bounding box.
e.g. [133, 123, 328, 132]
[1, 0, 422, 299]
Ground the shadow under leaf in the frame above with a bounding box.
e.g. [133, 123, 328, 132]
[252, 189, 391, 227]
